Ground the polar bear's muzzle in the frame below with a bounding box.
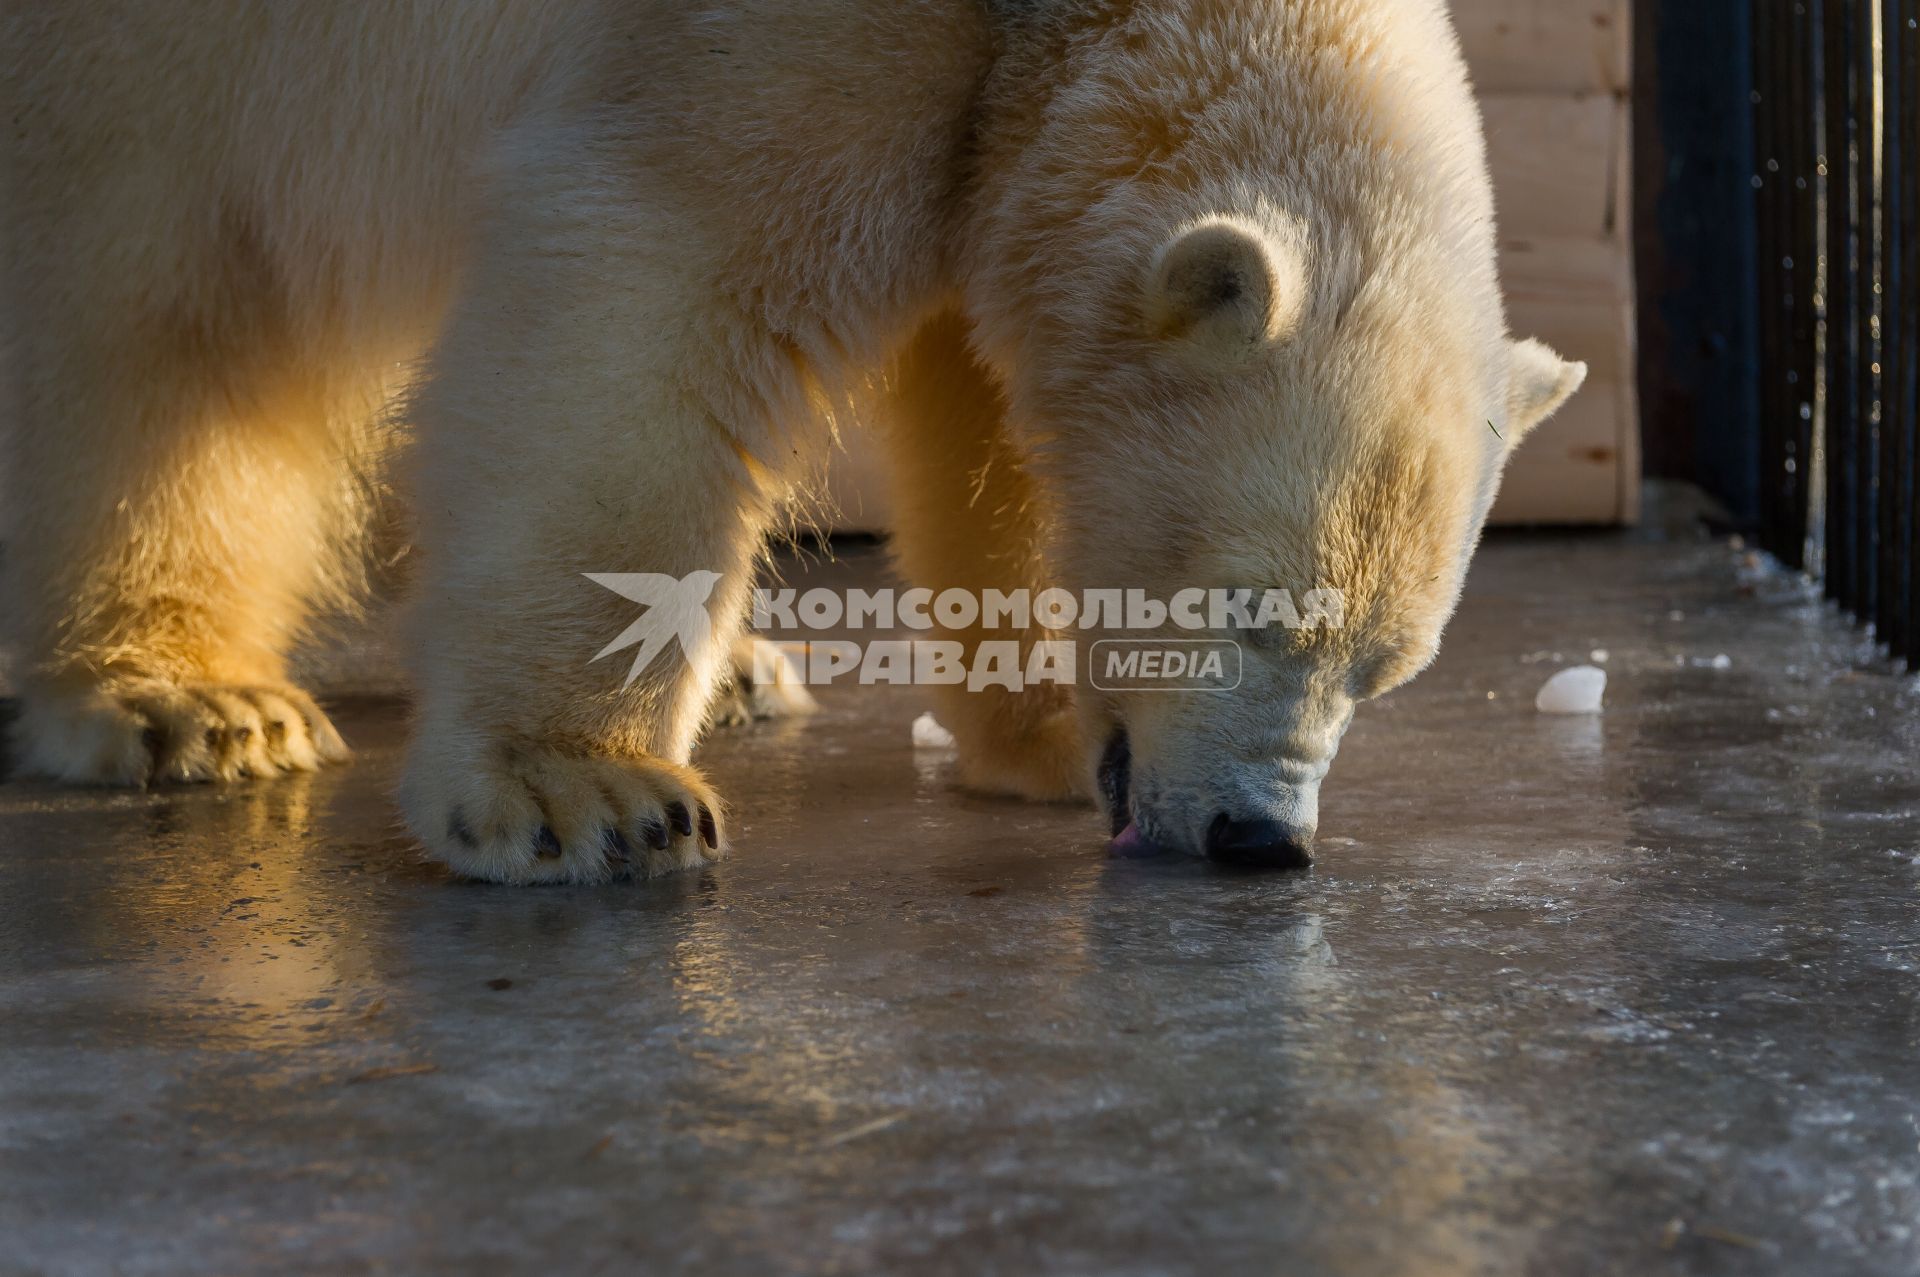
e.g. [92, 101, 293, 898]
[1100, 725, 1321, 869]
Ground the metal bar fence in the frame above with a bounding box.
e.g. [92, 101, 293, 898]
[1855, 0, 1881, 619]
[1755, 0, 1788, 562]
[1824, 0, 1860, 610]
[1897, 0, 1920, 663]
[1884, 0, 1914, 659]
[1753, 0, 1918, 668]
[1907, 2, 1920, 661]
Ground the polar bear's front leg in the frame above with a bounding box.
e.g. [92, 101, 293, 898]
[875, 312, 1090, 803]
[399, 159, 786, 884]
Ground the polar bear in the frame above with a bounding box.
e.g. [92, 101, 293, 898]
[1, 0, 1583, 882]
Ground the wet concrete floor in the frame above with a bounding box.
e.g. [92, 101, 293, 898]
[2, 529, 1918, 1275]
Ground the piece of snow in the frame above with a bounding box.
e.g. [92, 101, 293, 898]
[1535, 665, 1607, 715]
[911, 712, 956, 749]
[1589, 648, 1610, 665]
[1709, 653, 1732, 670]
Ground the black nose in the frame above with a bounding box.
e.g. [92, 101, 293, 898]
[1205, 814, 1314, 869]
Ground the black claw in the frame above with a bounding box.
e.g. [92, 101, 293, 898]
[697, 804, 718, 850]
[534, 825, 563, 859]
[204, 727, 222, 750]
[605, 829, 633, 862]
[639, 820, 670, 851]
[448, 811, 478, 849]
[666, 802, 692, 839]
[264, 720, 288, 742]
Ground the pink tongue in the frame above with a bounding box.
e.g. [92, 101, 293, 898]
[1107, 820, 1157, 859]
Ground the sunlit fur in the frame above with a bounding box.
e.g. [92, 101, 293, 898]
[962, 0, 1584, 853]
[1, 0, 1581, 880]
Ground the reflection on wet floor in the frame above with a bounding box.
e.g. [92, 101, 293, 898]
[2, 532, 1918, 1275]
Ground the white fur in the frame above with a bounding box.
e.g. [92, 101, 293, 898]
[2, 0, 1583, 877]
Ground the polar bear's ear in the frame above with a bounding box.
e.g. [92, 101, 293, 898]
[1145, 217, 1304, 355]
[1505, 338, 1587, 445]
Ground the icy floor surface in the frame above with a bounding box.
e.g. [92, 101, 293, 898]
[2, 530, 1917, 1276]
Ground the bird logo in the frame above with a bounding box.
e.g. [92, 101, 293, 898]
[584, 570, 724, 689]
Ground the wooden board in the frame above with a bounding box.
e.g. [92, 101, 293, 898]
[1452, 0, 1629, 95]
[1482, 84, 1636, 524]
[1502, 235, 1632, 389]
[1481, 93, 1625, 241]
[1493, 229, 1637, 524]
[1494, 376, 1636, 523]
[1500, 233, 1631, 303]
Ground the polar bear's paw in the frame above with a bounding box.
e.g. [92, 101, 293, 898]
[958, 708, 1092, 804]
[12, 679, 351, 786]
[403, 742, 724, 885]
[706, 636, 819, 729]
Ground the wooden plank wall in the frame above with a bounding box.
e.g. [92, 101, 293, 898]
[1468, 0, 1639, 523]
[822, 0, 1639, 532]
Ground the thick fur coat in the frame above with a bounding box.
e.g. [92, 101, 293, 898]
[1, 0, 1583, 881]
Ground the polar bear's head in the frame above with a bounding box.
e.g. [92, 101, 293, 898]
[966, 2, 1585, 864]
[1094, 212, 1581, 864]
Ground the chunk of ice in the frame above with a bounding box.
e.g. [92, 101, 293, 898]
[1535, 665, 1607, 715]
[911, 712, 956, 749]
